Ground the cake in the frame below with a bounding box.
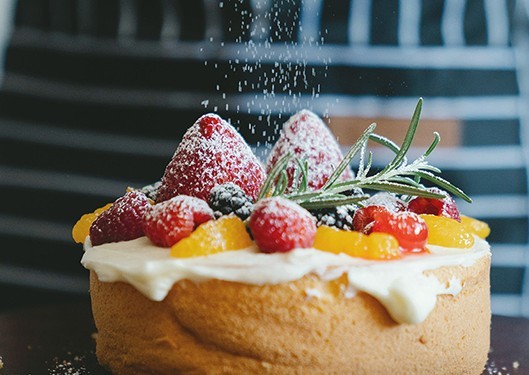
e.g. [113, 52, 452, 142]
[75, 99, 491, 374]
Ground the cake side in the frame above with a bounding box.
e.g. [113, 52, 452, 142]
[90, 254, 490, 375]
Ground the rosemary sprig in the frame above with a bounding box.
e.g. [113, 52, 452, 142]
[257, 98, 472, 209]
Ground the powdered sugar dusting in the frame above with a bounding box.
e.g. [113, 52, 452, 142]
[157, 114, 265, 202]
[266, 109, 353, 191]
[250, 197, 316, 253]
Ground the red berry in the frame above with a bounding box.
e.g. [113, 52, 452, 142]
[407, 188, 460, 221]
[353, 205, 389, 233]
[156, 114, 266, 203]
[249, 197, 316, 253]
[372, 211, 427, 252]
[361, 192, 407, 212]
[354, 206, 428, 252]
[90, 191, 150, 246]
[266, 110, 353, 192]
[143, 195, 214, 247]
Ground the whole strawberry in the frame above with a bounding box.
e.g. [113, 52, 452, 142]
[143, 195, 214, 247]
[249, 197, 317, 253]
[266, 110, 353, 192]
[407, 188, 461, 221]
[90, 191, 150, 246]
[156, 114, 266, 203]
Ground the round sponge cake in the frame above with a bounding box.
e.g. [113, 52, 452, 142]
[89, 254, 490, 375]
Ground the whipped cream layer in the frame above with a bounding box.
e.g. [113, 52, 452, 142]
[82, 237, 490, 324]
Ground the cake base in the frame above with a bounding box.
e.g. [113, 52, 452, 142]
[89, 255, 490, 375]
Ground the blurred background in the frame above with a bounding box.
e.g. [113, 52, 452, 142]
[0, 0, 528, 317]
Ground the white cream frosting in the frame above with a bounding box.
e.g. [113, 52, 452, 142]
[81, 237, 490, 324]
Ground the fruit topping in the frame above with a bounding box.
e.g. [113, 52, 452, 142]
[353, 205, 391, 233]
[209, 183, 254, 220]
[136, 181, 162, 202]
[407, 188, 460, 221]
[310, 204, 356, 231]
[354, 206, 428, 252]
[156, 114, 266, 203]
[90, 191, 150, 246]
[360, 192, 406, 212]
[171, 215, 253, 258]
[143, 195, 214, 247]
[313, 225, 400, 260]
[265, 110, 353, 192]
[249, 197, 317, 253]
[461, 215, 490, 239]
[420, 214, 474, 248]
[72, 203, 112, 243]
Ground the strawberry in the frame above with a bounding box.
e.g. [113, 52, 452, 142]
[156, 114, 266, 203]
[265, 110, 353, 192]
[353, 205, 389, 233]
[353, 206, 427, 252]
[90, 191, 150, 246]
[407, 188, 461, 221]
[143, 195, 214, 247]
[249, 197, 316, 253]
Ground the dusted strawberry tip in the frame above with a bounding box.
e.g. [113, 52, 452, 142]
[407, 187, 461, 221]
[249, 197, 317, 253]
[265, 109, 353, 192]
[156, 113, 265, 203]
[89, 191, 150, 246]
[143, 195, 214, 247]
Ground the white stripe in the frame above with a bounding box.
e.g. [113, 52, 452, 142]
[491, 295, 522, 317]
[398, 0, 421, 46]
[118, 0, 138, 41]
[0, 0, 16, 82]
[249, 0, 272, 42]
[456, 195, 528, 219]
[298, 0, 324, 43]
[0, 165, 136, 198]
[160, 0, 180, 42]
[308, 95, 521, 120]
[512, 0, 529, 318]
[491, 244, 528, 266]
[11, 30, 517, 70]
[348, 0, 372, 45]
[0, 264, 88, 293]
[484, 0, 510, 46]
[203, 0, 222, 40]
[0, 214, 72, 243]
[2, 74, 522, 120]
[375, 145, 526, 170]
[442, 0, 466, 46]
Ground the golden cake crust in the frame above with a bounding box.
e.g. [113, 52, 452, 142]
[90, 255, 490, 375]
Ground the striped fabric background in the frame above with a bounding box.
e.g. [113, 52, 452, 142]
[0, 0, 528, 316]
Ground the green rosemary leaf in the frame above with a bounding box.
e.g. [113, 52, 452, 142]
[415, 171, 473, 203]
[299, 195, 370, 210]
[358, 181, 445, 199]
[380, 98, 422, 174]
[285, 190, 323, 202]
[258, 152, 291, 200]
[294, 157, 309, 193]
[369, 133, 401, 154]
[273, 171, 288, 196]
[323, 122, 377, 189]
[424, 132, 440, 157]
[387, 176, 423, 188]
